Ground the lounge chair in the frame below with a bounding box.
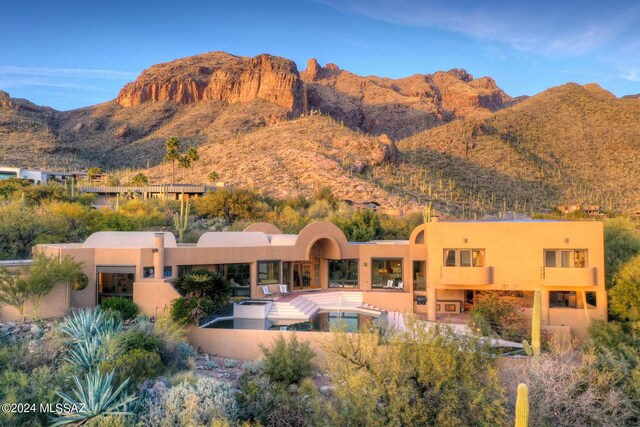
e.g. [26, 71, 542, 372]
[396, 281, 404, 290]
[262, 286, 275, 298]
[279, 284, 290, 295]
[384, 280, 394, 288]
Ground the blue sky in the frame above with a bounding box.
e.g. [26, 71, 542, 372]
[1, 0, 639, 110]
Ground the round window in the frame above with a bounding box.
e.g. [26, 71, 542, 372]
[70, 273, 89, 291]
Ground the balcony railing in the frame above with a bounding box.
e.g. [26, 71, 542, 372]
[543, 267, 597, 287]
[441, 266, 494, 285]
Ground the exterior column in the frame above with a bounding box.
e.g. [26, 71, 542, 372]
[541, 289, 550, 326]
[427, 287, 437, 321]
[153, 233, 165, 281]
[596, 290, 608, 320]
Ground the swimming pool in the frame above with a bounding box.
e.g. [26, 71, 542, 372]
[203, 310, 382, 332]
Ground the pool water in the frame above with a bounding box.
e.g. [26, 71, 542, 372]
[204, 310, 381, 332]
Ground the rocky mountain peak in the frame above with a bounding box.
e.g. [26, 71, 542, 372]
[116, 52, 303, 115]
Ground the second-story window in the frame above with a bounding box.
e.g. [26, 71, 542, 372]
[443, 249, 485, 267]
[544, 250, 587, 268]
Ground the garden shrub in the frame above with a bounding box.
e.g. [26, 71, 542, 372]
[237, 373, 318, 426]
[99, 349, 163, 386]
[108, 330, 162, 357]
[469, 291, 528, 341]
[323, 318, 508, 427]
[261, 334, 314, 385]
[168, 342, 197, 370]
[136, 377, 239, 427]
[170, 295, 216, 325]
[100, 297, 139, 320]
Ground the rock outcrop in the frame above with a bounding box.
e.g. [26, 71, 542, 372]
[117, 52, 304, 115]
[301, 60, 513, 139]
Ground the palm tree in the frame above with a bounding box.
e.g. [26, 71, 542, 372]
[177, 155, 191, 182]
[186, 147, 199, 182]
[130, 172, 148, 186]
[164, 137, 180, 183]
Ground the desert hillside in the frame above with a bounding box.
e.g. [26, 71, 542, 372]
[1, 52, 639, 214]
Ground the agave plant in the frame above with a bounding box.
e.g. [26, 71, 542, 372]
[51, 370, 138, 426]
[58, 307, 123, 343]
[65, 335, 120, 372]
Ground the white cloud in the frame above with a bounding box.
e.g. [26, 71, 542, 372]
[0, 66, 137, 80]
[315, 0, 640, 56]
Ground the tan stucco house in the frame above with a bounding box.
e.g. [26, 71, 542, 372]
[3, 219, 607, 341]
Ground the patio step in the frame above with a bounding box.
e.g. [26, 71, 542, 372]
[267, 292, 382, 321]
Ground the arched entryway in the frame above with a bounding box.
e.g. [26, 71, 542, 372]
[291, 241, 323, 290]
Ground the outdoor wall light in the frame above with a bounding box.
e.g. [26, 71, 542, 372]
[151, 248, 159, 253]
[564, 238, 570, 243]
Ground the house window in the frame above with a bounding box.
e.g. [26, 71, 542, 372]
[329, 259, 359, 288]
[550, 291, 577, 308]
[371, 258, 403, 289]
[97, 266, 135, 303]
[544, 250, 587, 268]
[215, 263, 251, 297]
[443, 249, 485, 267]
[163, 266, 173, 278]
[413, 261, 426, 291]
[143, 266, 155, 278]
[258, 261, 280, 285]
[282, 262, 291, 287]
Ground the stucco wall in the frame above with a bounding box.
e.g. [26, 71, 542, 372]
[133, 281, 181, 318]
[0, 281, 69, 321]
[188, 327, 332, 362]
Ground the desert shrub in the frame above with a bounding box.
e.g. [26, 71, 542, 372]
[108, 330, 161, 357]
[101, 307, 123, 325]
[323, 318, 508, 427]
[136, 376, 239, 426]
[85, 415, 132, 427]
[237, 374, 318, 427]
[100, 297, 139, 320]
[154, 313, 188, 346]
[261, 334, 314, 385]
[99, 349, 163, 386]
[522, 336, 638, 427]
[609, 253, 640, 325]
[469, 291, 528, 341]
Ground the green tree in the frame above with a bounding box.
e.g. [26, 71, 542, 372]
[27, 252, 84, 319]
[22, 182, 69, 206]
[129, 172, 149, 186]
[0, 178, 30, 199]
[185, 147, 200, 182]
[0, 268, 30, 317]
[0, 253, 83, 319]
[331, 208, 383, 242]
[0, 202, 47, 259]
[609, 254, 640, 327]
[164, 137, 180, 183]
[87, 167, 104, 179]
[177, 154, 191, 181]
[604, 217, 640, 288]
[194, 188, 263, 225]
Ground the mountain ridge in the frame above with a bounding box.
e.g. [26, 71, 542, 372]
[1, 51, 639, 215]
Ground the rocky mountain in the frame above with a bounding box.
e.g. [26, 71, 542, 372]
[301, 58, 513, 139]
[1, 52, 639, 215]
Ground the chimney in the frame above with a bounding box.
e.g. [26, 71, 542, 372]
[153, 233, 165, 281]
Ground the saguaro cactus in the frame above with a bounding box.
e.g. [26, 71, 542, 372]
[174, 193, 190, 243]
[532, 289, 541, 356]
[515, 383, 529, 427]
